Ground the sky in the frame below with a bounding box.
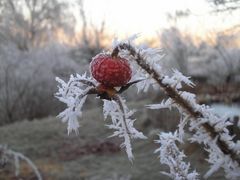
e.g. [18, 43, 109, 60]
[74, 0, 240, 39]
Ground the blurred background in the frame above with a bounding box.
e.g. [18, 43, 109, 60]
[0, 0, 239, 179]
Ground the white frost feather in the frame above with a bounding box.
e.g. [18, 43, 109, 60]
[55, 73, 96, 134]
[103, 97, 147, 161]
[155, 132, 199, 180]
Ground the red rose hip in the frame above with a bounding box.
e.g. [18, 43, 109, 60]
[90, 54, 132, 87]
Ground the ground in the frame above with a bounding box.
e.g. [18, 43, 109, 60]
[0, 101, 225, 180]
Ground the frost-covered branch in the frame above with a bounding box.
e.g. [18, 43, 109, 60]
[103, 95, 147, 160]
[112, 42, 240, 178]
[55, 37, 240, 177]
[0, 144, 42, 180]
[155, 131, 199, 180]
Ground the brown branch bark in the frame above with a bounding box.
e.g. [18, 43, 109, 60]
[111, 43, 240, 166]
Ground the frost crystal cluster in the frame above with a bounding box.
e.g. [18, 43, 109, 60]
[56, 73, 97, 134]
[155, 132, 199, 180]
[56, 73, 146, 160]
[103, 98, 146, 160]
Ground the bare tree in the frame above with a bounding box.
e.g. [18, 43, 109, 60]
[71, 0, 108, 63]
[166, 9, 191, 26]
[160, 27, 190, 74]
[0, 42, 81, 125]
[0, 0, 75, 50]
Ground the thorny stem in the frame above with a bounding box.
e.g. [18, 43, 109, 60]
[112, 95, 131, 135]
[166, 145, 187, 179]
[111, 43, 240, 166]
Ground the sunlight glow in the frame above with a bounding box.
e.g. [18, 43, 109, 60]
[71, 0, 240, 41]
[73, 0, 240, 39]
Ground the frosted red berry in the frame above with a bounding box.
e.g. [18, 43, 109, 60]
[90, 54, 132, 87]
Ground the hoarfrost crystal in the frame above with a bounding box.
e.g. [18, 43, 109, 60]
[155, 132, 199, 180]
[103, 97, 147, 160]
[55, 73, 96, 134]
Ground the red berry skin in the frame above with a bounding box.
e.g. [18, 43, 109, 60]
[90, 54, 132, 87]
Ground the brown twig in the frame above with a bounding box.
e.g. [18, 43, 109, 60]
[111, 43, 240, 166]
